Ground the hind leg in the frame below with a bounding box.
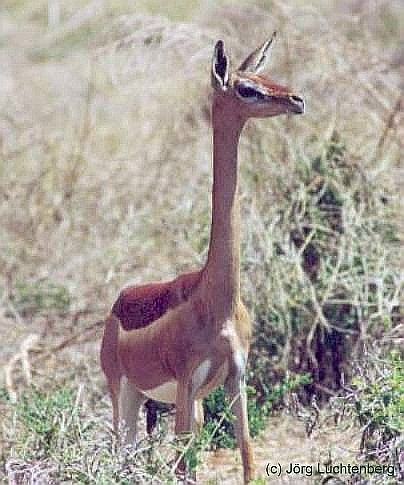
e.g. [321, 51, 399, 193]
[145, 399, 158, 435]
[119, 376, 147, 446]
[108, 379, 121, 437]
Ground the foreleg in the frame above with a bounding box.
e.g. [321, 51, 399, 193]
[175, 379, 196, 480]
[225, 369, 254, 483]
[193, 399, 204, 433]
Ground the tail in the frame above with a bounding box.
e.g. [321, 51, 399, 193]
[100, 313, 122, 435]
[100, 313, 121, 378]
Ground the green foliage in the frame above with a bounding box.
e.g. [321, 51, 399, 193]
[184, 374, 311, 470]
[0, 386, 11, 402]
[248, 373, 312, 433]
[203, 387, 236, 449]
[13, 280, 71, 315]
[331, 350, 403, 483]
[250, 479, 268, 485]
[352, 352, 403, 454]
[6, 384, 179, 484]
[202, 373, 311, 449]
[13, 385, 88, 460]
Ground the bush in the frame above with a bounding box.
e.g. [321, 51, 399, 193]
[333, 350, 403, 483]
[202, 373, 311, 449]
[352, 352, 403, 460]
[245, 133, 402, 403]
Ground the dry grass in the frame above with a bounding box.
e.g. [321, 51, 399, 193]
[0, 0, 403, 483]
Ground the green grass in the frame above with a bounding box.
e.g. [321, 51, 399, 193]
[4, 384, 179, 483]
[13, 280, 71, 315]
[353, 352, 404, 447]
[0, 0, 403, 482]
[329, 351, 404, 484]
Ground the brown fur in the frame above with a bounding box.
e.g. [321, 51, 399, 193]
[112, 271, 202, 330]
[242, 72, 292, 95]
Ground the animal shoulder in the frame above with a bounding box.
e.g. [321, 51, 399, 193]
[112, 270, 202, 330]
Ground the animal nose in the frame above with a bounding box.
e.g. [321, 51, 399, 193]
[290, 95, 305, 114]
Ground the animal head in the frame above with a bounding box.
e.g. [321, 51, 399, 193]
[211, 33, 304, 119]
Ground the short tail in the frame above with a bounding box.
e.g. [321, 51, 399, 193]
[100, 313, 121, 380]
[100, 314, 122, 435]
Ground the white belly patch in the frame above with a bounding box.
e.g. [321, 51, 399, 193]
[143, 381, 177, 403]
[141, 359, 212, 403]
[192, 359, 211, 395]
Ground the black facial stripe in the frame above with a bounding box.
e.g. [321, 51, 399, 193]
[237, 83, 265, 99]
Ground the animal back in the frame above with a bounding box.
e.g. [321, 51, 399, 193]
[112, 270, 201, 331]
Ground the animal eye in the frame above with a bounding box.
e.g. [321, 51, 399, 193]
[237, 84, 264, 99]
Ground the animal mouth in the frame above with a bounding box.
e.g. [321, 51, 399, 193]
[288, 95, 305, 114]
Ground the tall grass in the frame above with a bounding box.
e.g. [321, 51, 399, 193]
[1, 0, 403, 483]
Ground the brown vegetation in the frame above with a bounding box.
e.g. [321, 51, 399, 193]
[1, 1, 403, 483]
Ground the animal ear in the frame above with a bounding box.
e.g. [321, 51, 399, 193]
[238, 32, 276, 74]
[211, 40, 230, 91]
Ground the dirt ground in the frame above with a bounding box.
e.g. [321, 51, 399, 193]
[202, 415, 357, 484]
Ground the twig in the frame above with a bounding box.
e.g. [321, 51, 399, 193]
[4, 334, 40, 403]
[372, 93, 403, 163]
[32, 318, 104, 365]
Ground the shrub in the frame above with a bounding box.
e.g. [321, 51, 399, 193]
[245, 133, 402, 403]
[13, 280, 71, 316]
[202, 373, 311, 449]
[332, 350, 403, 484]
[352, 352, 403, 461]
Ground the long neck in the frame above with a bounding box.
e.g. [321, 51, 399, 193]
[202, 98, 245, 317]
